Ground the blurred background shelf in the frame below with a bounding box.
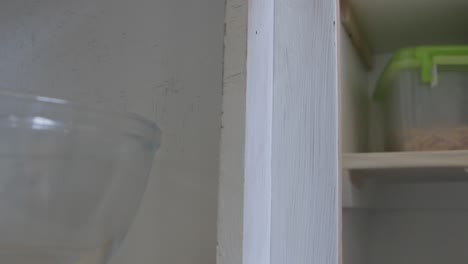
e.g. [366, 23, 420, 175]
[343, 151, 468, 183]
[343, 150, 468, 169]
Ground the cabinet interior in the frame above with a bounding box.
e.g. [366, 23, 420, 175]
[340, 0, 468, 263]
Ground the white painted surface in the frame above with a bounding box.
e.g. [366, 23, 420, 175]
[217, 0, 247, 263]
[222, 0, 341, 263]
[243, 0, 273, 263]
[219, 1, 274, 264]
[349, 0, 468, 52]
[271, 0, 339, 264]
[0, 0, 224, 263]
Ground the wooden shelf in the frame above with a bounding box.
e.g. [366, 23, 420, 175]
[343, 150, 468, 182]
[343, 150, 468, 169]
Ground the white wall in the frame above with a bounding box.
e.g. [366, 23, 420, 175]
[0, 0, 224, 263]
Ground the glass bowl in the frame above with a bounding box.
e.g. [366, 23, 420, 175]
[0, 91, 160, 264]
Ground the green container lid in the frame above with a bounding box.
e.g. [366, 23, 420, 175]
[373, 46, 468, 101]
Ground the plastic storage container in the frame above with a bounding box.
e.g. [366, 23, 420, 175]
[374, 46, 468, 151]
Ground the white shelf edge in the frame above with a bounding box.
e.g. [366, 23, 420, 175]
[342, 150, 468, 170]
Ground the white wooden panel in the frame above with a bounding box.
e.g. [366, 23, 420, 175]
[243, 0, 274, 263]
[217, 0, 247, 263]
[271, 0, 339, 263]
[0, 1, 224, 263]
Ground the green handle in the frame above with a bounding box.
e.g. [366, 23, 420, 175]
[373, 46, 468, 101]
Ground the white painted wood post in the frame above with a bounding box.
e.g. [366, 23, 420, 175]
[243, 0, 274, 263]
[219, 0, 339, 263]
[271, 0, 340, 263]
[219, 0, 274, 264]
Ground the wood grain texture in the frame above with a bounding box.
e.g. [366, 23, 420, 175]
[272, 0, 339, 263]
[243, 0, 274, 263]
[217, 0, 248, 263]
[343, 150, 468, 169]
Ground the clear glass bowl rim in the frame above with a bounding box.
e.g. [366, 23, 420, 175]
[0, 90, 161, 141]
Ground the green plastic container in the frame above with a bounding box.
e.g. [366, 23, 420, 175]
[374, 46, 468, 151]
